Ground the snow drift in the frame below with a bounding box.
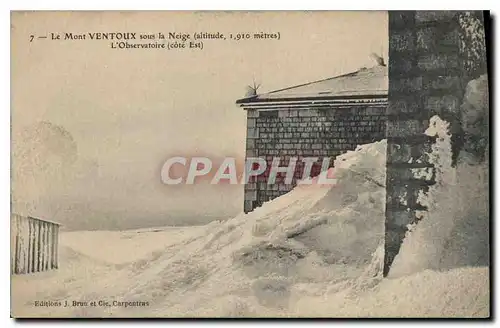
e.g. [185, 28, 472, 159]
[390, 116, 489, 278]
[11, 126, 489, 318]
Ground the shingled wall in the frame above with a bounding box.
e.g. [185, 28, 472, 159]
[244, 104, 386, 213]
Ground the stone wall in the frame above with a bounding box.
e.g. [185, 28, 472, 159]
[244, 104, 386, 213]
[384, 11, 486, 276]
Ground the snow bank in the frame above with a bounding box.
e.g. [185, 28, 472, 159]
[292, 266, 489, 318]
[389, 116, 489, 278]
[60, 226, 206, 265]
[96, 140, 388, 317]
[12, 127, 489, 317]
[290, 115, 489, 318]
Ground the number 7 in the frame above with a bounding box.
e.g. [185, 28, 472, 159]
[29, 35, 34, 42]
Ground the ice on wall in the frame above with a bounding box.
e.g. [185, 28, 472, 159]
[390, 76, 489, 278]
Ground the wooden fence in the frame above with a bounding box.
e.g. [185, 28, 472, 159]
[10, 214, 60, 274]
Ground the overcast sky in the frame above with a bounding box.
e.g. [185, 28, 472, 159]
[11, 11, 388, 229]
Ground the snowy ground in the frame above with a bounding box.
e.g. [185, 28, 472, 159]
[11, 138, 490, 318]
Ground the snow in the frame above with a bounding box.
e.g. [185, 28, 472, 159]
[60, 226, 206, 265]
[390, 116, 489, 278]
[11, 133, 489, 318]
[291, 266, 489, 318]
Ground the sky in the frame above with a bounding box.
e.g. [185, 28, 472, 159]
[11, 11, 388, 229]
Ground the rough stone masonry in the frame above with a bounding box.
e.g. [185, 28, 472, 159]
[384, 11, 488, 276]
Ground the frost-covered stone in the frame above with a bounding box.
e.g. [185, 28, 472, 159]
[459, 74, 489, 164]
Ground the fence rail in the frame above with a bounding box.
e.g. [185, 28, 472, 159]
[10, 214, 60, 274]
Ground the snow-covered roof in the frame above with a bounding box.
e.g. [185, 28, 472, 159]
[236, 65, 388, 108]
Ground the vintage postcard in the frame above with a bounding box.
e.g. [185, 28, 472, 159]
[10, 11, 490, 318]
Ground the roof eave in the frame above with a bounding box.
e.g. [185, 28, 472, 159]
[235, 95, 259, 104]
[236, 93, 388, 108]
